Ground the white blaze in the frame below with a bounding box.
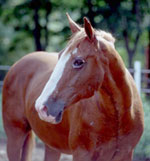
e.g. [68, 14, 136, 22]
[72, 48, 78, 55]
[35, 46, 71, 111]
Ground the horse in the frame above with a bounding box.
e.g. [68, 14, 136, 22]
[2, 14, 144, 161]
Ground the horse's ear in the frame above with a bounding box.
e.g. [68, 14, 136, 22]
[66, 13, 81, 34]
[84, 17, 94, 40]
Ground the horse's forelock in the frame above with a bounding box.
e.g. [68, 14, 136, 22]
[66, 28, 115, 54]
[68, 29, 85, 45]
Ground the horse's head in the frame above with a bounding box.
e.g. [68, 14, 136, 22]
[35, 14, 115, 124]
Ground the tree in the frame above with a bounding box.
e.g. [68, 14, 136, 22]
[6, 0, 52, 51]
[81, 0, 150, 67]
[0, 0, 149, 67]
[0, 0, 82, 65]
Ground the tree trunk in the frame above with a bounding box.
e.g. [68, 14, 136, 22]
[43, 12, 49, 50]
[87, 0, 95, 26]
[81, 0, 95, 27]
[123, 29, 140, 68]
[43, 1, 51, 50]
[33, 6, 42, 51]
[128, 51, 134, 69]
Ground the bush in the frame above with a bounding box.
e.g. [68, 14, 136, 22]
[0, 91, 5, 138]
[134, 96, 150, 159]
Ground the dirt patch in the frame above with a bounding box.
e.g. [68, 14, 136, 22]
[0, 139, 72, 161]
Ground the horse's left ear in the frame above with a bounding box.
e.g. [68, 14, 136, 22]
[84, 17, 94, 40]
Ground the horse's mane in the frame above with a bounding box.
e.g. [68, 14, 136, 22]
[96, 30, 115, 44]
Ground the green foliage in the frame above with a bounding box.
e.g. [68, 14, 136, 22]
[0, 91, 5, 139]
[134, 96, 150, 159]
[81, 0, 150, 67]
[0, 0, 83, 65]
[0, 0, 150, 67]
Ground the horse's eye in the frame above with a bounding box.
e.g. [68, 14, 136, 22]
[72, 58, 85, 69]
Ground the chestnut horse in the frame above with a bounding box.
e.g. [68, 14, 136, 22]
[2, 15, 144, 161]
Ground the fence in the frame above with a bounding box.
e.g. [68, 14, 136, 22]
[0, 62, 150, 95]
[129, 61, 150, 95]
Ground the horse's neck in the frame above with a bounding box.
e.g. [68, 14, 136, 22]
[101, 57, 132, 112]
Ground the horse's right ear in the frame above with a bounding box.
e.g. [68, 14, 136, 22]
[66, 13, 81, 34]
[84, 17, 94, 40]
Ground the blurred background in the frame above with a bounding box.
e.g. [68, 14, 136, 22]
[0, 0, 150, 161]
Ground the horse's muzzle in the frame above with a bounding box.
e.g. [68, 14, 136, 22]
[36, 98, 65, 124]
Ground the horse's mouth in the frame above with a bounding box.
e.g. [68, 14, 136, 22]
[55, 110, 64, 123]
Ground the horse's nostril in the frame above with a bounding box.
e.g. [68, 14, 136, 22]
[41, 105, 49, 116]
[43, 106, 47, 112]
[55, 111, 63, 123]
